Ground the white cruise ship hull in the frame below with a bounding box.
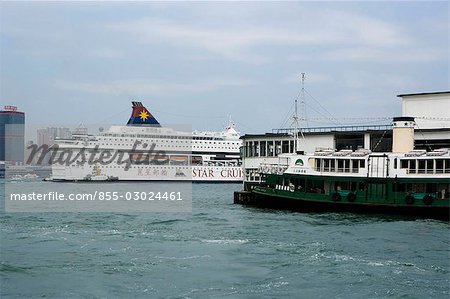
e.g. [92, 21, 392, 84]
[52, 164, 243, 182]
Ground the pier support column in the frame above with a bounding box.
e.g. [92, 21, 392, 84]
[364, 133, 371, 150]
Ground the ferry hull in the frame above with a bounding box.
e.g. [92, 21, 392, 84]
[236, 189, 449, 221]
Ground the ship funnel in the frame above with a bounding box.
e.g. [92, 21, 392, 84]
[127, 101, 161, 126]
[392, 116, 415, 153]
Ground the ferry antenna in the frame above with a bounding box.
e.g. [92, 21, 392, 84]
[292, 73, 306, 153]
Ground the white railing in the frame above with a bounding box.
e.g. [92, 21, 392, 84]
[406, 168, 450, 175]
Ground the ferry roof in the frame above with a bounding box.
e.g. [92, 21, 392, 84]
[397, 91, 450, 97]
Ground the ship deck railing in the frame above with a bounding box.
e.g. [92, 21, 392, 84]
[407, 168, 450, 174]
[314, 167, 361, 174]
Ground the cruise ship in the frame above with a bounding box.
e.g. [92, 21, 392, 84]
[50, 102, 243, 182]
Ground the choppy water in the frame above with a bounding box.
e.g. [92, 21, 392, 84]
[1, 181, 449, 298]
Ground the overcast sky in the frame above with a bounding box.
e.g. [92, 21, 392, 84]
[1, 1, 448, 133]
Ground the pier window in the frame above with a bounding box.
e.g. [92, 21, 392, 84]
[282, 141, 289, 153]
[275, 141, 282, 155]
[260, 141, 266, 156]
[268, 142, 274, 156]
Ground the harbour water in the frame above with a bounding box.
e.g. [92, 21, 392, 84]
[1, 181, 449, 298]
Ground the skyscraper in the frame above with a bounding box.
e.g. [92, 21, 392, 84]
[0, 105, 25, 164]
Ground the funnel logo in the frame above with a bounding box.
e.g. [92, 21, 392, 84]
[295, 159, 304, 166]
[139, 110, 149, 121]
[127, 101, 161, 126]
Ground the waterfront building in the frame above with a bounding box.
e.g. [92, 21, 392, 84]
[0, 105, 25, 164]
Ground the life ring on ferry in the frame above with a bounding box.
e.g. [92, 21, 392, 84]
[332, 193, 341, 202]
[405, 195, 415, 205]
[422, 195, 434, 206]
[347, 192, 356, 202]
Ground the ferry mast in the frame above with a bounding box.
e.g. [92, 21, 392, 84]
[292, 73, 306, 153]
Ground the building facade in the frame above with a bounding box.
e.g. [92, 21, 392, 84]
[0, 105, 25, 164]
[398, 91, 450, 150]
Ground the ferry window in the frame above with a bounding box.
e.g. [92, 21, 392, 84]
[445, 159, 450, 173]
[324, 159, 330, 171]
[337, 159, 344, 172]
[344, 160, 350, 172]
[394, 158, 397, 169]
[330, 159, 336, 172]
[352, 160, 359, 172]
[426, 160, 433, 174]
[295, 178, 306, 190]
[359, 160, 365, 168]
[315, 159, 321, 171]
[290, 140, 294, 153]
[401, 160, 408, 169]
[409, 160, 416, 173]
[436, 159, 444, 173]
[394, 183, 407, 192]
[418, 160, 426, 174]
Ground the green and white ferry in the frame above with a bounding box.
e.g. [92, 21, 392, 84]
[235, 117, 450, 220]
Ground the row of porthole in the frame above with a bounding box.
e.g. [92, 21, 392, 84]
[93, 143, 238, 150]
[98, 138, 240, 145]
[71, 165, 191, 170]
